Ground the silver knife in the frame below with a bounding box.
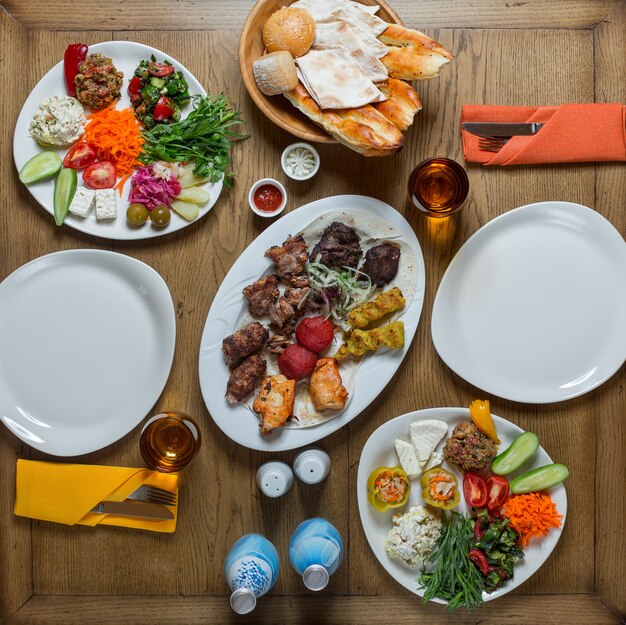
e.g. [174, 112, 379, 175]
[90, 500, 174, 520]
[462, 122, 544, 137]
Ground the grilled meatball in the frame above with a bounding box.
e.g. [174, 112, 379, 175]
[361, 243, 401, 287]
[265, 235, 310, 286]
[222, 322, 269, 366]
[226, 354, 267, 403]
[443, 421, 497, 473]
[309, 222, 362, 269]
[243, 274, 280, 317]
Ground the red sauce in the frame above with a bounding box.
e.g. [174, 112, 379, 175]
[254, 184, 283, 212]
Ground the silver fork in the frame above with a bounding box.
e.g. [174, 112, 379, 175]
[127, 484, 177, 507]
[478, 136, 510, 152]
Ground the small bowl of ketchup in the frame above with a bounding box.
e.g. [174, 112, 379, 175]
[248, 178, 287, 218]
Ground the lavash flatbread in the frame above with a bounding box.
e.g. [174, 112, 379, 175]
[238, 208, 418, 430]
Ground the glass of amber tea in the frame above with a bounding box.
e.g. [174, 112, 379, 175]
[140, 411, 200, 472]
[408, 157, 469, 217]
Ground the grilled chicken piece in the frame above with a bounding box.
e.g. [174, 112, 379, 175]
[265, 235, 310, 286]
[226, 354, 267, 403]
[253, 374, 296, 435]
[334, 321, 404, 360]
[243, 274, 280, 317]
[222, 322, 269, 366]
[347, 287, 405, 329]
[361, 243, 401, 287]
[309, 222, 362, 269]
[266, 334, 292, 355]
[309, 358, 348, 411]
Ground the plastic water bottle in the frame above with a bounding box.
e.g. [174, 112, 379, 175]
[289, 518, 344, 591]
[224, 534, 279, 614]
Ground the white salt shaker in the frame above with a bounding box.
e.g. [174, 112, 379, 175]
[256, 461, 294, 498]
[293, 448, 331, 484]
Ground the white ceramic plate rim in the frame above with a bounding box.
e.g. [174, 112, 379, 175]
[0, 249, 176, 456]
[431, 201, 626, 403]
[357, 407, 568, 604]
[198, 195, 426, 451]
[13, 40, 223, 241]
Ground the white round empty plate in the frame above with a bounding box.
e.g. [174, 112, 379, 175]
[431, 201, 626, 403]
[0, 250, 176, 455]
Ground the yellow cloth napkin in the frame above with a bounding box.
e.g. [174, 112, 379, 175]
[14, 459, 179, 533]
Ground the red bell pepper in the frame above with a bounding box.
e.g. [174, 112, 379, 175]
[63, 43, 88, 97]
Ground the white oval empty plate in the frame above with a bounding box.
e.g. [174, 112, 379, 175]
[0, 250, 176, 455]
[432, 201, 626, 403]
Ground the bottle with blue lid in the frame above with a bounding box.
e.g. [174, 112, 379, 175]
[224, 534, 279, 614]
[289, 518, 344, 591]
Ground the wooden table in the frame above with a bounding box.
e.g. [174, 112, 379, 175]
[1, 1, 624, 623]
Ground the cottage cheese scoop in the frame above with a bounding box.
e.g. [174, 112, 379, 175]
[29, 96, 86, 147]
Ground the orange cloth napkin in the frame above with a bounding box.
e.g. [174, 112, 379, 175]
[14, 459, 179, 533]
[461, 103, 626, 165]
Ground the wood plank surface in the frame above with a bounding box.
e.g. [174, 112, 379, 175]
[0, 0, 625, 622]
[593, 1, 626, 618]
[7, 594, 622, 625]
[1, 0, 618, 30]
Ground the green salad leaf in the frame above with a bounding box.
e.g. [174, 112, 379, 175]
[139, 94, 246, 186]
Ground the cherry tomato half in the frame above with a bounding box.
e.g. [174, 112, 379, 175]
[463, 473, 488, 508]
[63, 142, 97, 170]
[149, 62, 175, 77]
[468, 548, 490, 575]
[486, 476, 510, 513]
[82, 161, 117, 189]
[153, 95, 175, 121]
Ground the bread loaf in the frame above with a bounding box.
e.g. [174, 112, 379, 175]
[263, 7, 316, 58]
[253, 51, 298, 96]
[284, 83, 404, 157]
[379, 24, 454, 80]
[373, 78, 422, 131]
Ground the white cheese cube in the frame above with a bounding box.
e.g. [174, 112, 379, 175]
[68, 187, 95, 218]
[95, 189, 117, 220]
[395, 439, 421, 479]
[410, 420, 449, 469]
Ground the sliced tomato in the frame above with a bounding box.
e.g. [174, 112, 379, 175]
[486, 476, 510, 513]
[128, 75, 142, 97]
[149, 62, 175, 77]
[82, 161, 117, 189]
[468, 548, 489, 576]
[153, 96, 175, 121]
[63, 143, 97, 170]
[463, 473, 488, 508]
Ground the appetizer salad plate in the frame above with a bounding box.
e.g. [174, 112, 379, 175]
[0, 250, 176, 456]
[432, 201, 626, 403]
[199, 195, 426, 451]
[14, 40, 223, 240]
[357, 407, 567, 603]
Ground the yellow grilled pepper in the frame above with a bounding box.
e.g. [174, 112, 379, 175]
[367, 466, 410, 512]
[420, 468, 460, 510]
[469, 399, 501, 444]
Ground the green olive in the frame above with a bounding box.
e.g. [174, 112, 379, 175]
[150, 205, 171, 228]
[126, 203, 149, 226]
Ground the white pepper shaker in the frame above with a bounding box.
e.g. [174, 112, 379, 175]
[293, 448, 331, 484]
[256, 461, 294, 498]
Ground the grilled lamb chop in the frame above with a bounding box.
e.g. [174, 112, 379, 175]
[265, 235, 310, 286]
[361, 243, 401, 287]
[243, 274, 280, 317]
[222, 322, 269, 366]
[226, 354, 267, 403]
[268, 296, 296, 331]
[309, 222, 362, 269]
[266, 334, 292, 355]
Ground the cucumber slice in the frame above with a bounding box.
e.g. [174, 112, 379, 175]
[19, 151, 62, 184]
[491, 432, 539, 475]
[510, 463, 569, 494]
[150, 76, 166, 89]
[53, 168, 77, 226]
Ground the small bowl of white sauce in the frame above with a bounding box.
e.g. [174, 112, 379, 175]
[281, 143, 320, 181]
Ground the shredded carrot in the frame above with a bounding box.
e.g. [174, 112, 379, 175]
[84, 104, 144, 195]
[503, 492, 563, 547]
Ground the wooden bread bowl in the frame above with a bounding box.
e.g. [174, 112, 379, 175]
[239, 0, 404, 143]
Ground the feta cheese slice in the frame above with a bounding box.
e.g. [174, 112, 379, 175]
[68, 187, 95, 218]
[95, 189, 117, 220]
[394, 438, 421, 478]
[410, 420, 449, 469]
[423, 450, 444, 472]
